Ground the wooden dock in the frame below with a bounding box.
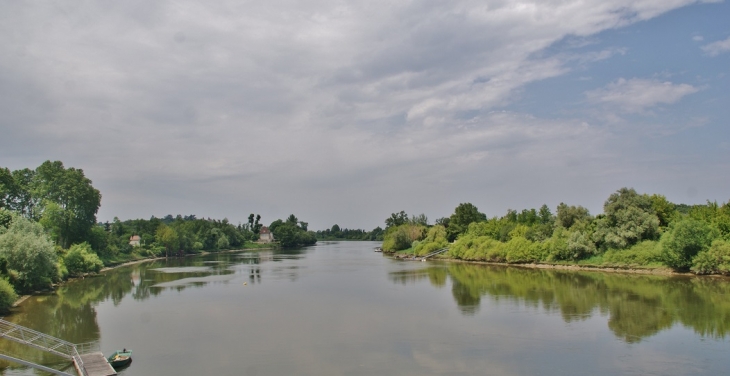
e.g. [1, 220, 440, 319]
[76, 352, 116, 376]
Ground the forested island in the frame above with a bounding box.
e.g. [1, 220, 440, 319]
[381, 188, 730, 276]
[0, 161, 316, 312]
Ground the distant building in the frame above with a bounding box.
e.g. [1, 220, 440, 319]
[129, 235, 141, 247]
[259, 226, 274, 243]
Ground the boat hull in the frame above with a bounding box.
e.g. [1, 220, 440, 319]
[107, 350, 133, 369]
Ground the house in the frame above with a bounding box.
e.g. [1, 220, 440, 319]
[129, 235, 141, 247]
[259, 226, 274, 243]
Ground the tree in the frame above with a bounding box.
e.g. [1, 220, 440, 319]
[63, 242, 104, 277]
[661, 218, 718, 271]
[538, 204, 553, 225]
[0, 214, 59, 292]
[286, 214, 298, 225]
[410, 214, 429, 226]
[0, 168, 17, 210]
[271, 215, 317, 248]
[650, 194, 678, 228]
[385, 211, 409, 229]
[593, 188, 659, 250]
[556, 203, 591, 229]
[447, 203, 487, 242]
[156, 224, 179, 257]
[31, 161, 101, 248]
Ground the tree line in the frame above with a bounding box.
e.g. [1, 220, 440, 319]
[381, 188, 730, 275]
[315, 224, 385, 241]
[0, 161, 317, 312]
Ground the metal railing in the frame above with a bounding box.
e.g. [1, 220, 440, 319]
[0, 318, 89, 376]
[421, 247, 449, 261]
[75, 340, 100, 355]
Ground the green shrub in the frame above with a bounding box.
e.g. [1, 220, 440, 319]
[506, 237, 543, 263]
[0, 278, 17, 314]
[382, 224, 426, 252]
[661, 219, 718, 271]
[413, 225, 448, 256]
[567, 230, 596, 259]
[691, 240, 730, 275]
[547, 227, 570, 261]
[0, 215, 59, 292]
[63, 243, 104, 277]
[449, 235, 507, 262]
[603, 240, 662, 266]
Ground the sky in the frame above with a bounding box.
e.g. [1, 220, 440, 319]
[1, 0, 729, 231]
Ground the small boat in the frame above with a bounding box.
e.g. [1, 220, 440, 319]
[107, 349, 132, 369]
[374, 247, 383, 252]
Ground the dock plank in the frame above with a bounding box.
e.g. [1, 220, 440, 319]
[78, 352, 116, 376]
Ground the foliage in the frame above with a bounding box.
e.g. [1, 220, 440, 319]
[593, 188, 659, 250]
[661, 218, 718, 271]
[271, 215, 317, 248]
[385, 211, 409, 229]
[603, 241, 663, 266]
[650, 194, 678, 228]
[34, 161, 102, 248]
[691, 240, 730, 275]
[316, 225, 384, 241]
[0, 214, 59, 292]
[382, 223, 426, 252]
[447, 203, 487, 242]
[0, 278, 17, 314]
[412, 225, 448, 256]
[449, 235, 507, 262]
[505, 237, 544, 263]
[556, 203, 592, 229]
[63, 242, 104, 277]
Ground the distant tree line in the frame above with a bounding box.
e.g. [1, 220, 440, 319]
[0, 160, 317, 312]
[382, 188, 730, 275]
[316, 224, 384, 241]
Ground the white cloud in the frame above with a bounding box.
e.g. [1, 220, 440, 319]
[701, 36, 730, 56]
[585, 78, 699, 113]
[0, 0, 725, 228]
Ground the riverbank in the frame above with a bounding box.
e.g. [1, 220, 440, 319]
[390, 252, 712, 277]
[11, 245, 278, 308]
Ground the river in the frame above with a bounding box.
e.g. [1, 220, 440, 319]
[1, 241, 729, 375]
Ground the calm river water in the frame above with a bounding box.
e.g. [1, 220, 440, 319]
[2, 241, 730, 375]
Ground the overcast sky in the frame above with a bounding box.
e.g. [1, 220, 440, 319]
[1, 0, 729, 230]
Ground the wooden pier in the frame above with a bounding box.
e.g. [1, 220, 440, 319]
[76, 352, 116, 376]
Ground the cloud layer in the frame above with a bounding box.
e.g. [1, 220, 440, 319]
[1, 0, 727, 229]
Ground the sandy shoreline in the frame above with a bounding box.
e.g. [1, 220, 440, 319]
[391, 253, 725, 278]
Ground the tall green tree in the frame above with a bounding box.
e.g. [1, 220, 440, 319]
[32, 161, 101, 248]
[593, 188, 659, 250]
[447, 203, 487, 242]
[156, 224, 180, 257]
[556, 203, 591, 229]
[650, 194, 678, 228]
[385, 211, 409, 229]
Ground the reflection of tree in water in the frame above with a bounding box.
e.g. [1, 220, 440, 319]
[0, 271, 130, 370]
[390, 263, 730, 342]
[0, 249, 305, 372]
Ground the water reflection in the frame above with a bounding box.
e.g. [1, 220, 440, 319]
[0, 248, 305, 373]
[390, 263, 730, 343]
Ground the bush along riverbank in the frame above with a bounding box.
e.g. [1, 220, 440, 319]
[381, 188, 730, 276]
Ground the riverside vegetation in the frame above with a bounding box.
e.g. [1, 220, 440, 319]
[381, 188, 730, 276]
[0, 161, 316, 312]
